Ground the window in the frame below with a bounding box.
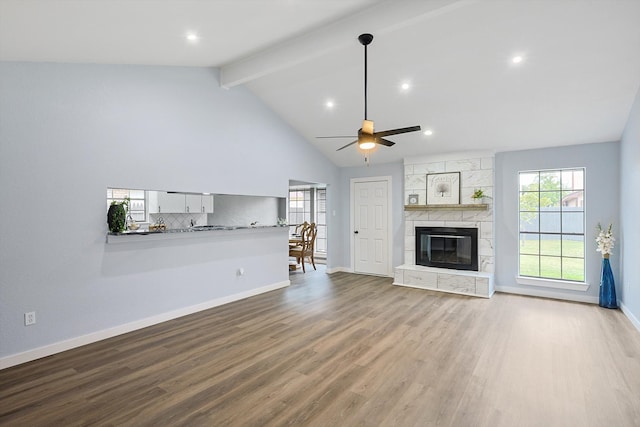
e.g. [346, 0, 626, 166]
[315, 188, 327, 253]
[107, 188, 146, 222]
[518, 168, 585, 282]
[288, 188, 311, 232]
[288, 187, 327, 254]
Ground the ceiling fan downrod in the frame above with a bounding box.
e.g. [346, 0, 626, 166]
[358, 33, 374, 121]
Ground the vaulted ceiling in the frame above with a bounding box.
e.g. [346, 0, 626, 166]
[2, 0, 639, 167]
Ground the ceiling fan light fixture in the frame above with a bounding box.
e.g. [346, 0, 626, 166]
[359, 141, 376, 150]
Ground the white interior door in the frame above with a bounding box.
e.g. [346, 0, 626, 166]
[353, 178, 391, 276]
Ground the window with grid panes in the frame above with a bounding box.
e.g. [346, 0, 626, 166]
[518, 168, 585, 282]
[288, 189, 311, 235]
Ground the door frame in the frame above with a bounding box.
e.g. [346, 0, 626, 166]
[350, 175, 393, 277]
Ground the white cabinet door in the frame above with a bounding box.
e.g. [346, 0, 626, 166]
[157, 192, 185, 213]
[201, 194, 214, 213]
[185, 194, 214, 213]
[185, 194, 201, 214]
[148, 191, 159, 214]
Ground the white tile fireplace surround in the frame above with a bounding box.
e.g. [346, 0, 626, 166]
[394, 152, 495, 298]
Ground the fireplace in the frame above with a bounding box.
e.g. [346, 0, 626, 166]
[415, 227, 478, 271]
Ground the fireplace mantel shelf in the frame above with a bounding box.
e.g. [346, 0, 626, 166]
[404, 203, 488, 211]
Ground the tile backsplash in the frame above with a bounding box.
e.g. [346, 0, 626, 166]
[149, 213, 207, 230]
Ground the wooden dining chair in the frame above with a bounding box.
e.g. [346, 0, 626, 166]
[293, 221, 309, 235]
[289, 222, 317, 273]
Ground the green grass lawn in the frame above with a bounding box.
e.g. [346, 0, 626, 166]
[519, 239, 585, 281]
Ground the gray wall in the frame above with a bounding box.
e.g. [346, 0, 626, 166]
[338, 160, 405, 270]
[495, 142, 620, 301]
[0, 62, 341, 360]
[620, 87, 640, 325]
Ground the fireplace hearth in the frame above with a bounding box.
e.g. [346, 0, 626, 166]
[415, 227, 478, 271]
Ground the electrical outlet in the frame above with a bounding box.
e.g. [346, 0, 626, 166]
[24, 311, 36, 326]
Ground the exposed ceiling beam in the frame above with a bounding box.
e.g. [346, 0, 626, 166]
[219, 0, 475, 88]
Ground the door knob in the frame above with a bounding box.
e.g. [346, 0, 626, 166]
[354, 230, 359, 234]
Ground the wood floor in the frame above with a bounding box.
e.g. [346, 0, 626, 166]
[2, 269, 640, 426]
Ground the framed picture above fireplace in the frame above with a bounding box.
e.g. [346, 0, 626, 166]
[426, 172, 460, 205]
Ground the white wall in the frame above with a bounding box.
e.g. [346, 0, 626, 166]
[495, 142, 620, 302]
[620, 87, 640, 328]
[0, 62, 341, 363]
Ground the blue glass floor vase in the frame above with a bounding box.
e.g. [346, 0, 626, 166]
[599, 257, 618, 309]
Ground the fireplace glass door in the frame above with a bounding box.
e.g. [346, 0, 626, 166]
[415, 227, 478, 271]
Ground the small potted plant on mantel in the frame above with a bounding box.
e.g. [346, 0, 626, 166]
[471, 189, 487, 204]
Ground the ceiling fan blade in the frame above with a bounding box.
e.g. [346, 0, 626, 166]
[373, 125, 421, 138]
[336, 140, 358, 151]
[316, 136, 356, 139]
[362, 120, 374, 134]
[376, 137, 395, 147]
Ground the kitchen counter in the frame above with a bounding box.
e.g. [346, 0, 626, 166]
[106, 224, 288, 244]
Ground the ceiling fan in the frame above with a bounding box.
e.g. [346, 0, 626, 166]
[317, 33, 421, 163]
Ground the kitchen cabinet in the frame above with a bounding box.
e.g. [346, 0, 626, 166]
[150, 192, 186, 213]
[185, 194, 200, 213]
[148, 192, 213, 214]
[186, 194, 214, 213]
[202, 194, 214, 213]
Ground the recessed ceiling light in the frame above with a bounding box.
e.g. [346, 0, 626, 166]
[186, 33, 199, 43]
[401, 82, 410, 91]
[512, 55, 523, 64]
[325, 100, 335, 109]
[424, 129, 433, 136]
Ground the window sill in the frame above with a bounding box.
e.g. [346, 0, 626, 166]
[516, 276, 590, 291]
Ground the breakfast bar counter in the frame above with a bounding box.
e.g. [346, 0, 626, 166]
[106, 224, 288, 244]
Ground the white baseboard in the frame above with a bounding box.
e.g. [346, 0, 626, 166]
[326, 266, 352, 274]
[495, 285, 599, 304]
[0, 280, 290, 371]
[620, 301, 640, 333]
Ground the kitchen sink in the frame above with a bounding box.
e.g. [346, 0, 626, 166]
[191, 225, 228, 231]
